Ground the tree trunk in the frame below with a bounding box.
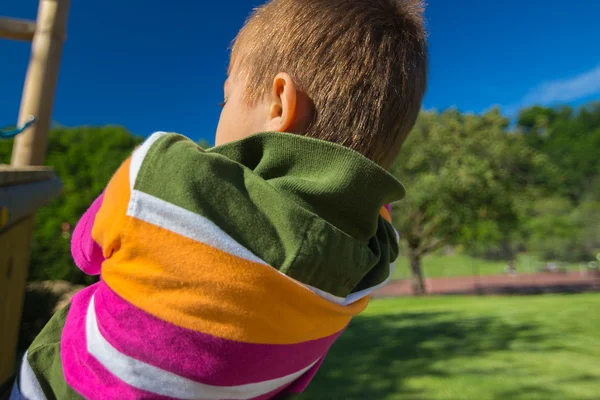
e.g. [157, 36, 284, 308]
[409, 250, 427, 295]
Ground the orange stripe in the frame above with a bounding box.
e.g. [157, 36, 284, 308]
[92, 156, 132, 258]
[380, 206, 392, 223]
[102, 217, 368, 345]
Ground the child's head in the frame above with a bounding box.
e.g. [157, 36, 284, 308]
[215, 0, 428, 169]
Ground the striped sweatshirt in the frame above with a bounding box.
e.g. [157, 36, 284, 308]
[12, 131, 404, 400]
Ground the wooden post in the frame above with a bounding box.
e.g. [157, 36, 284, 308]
[11, 0, 71, 167]
[0, 0, 70, 385]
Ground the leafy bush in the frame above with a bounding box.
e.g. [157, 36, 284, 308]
[0, 126, 143, 284]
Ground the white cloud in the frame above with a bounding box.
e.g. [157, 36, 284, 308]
[502, 63, 600, 116]
[522, 64, 600, 104]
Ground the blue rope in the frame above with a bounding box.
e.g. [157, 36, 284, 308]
[0, 116, 37, 139]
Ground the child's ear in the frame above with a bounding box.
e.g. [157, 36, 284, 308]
[267, 72, 297, 132]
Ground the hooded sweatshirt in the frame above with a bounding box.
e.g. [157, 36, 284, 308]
[12, 131, 404, 400]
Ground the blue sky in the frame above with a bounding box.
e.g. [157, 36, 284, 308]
[1, 0, 599, 143]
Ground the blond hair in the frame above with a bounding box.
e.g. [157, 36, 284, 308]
[230, 0, 428, 168]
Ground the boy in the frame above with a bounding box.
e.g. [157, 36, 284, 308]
[11, 0, 427, 398]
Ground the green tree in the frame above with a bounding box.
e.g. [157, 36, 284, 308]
[526, 197, 600, 263]
[573, 201, 600, 259]
[197, 138, 211, 149]
[0, 137, 14, 164]
[391, 108, 555, 294]
[515, 103, 600, 264]
[517, 102, 600, 201]
[525, 197, 581, 262]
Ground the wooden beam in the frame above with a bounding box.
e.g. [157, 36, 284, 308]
[12, 0, 71, 167]
[0, 166, 55, 187]
[0, 177, 62, 234]
[0, 17, 36, 42]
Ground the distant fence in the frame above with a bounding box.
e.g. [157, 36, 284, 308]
[378, 250, 600, 297]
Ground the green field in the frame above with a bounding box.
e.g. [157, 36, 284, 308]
[304, 294, 600, 400]
[392, 253, 584, 280]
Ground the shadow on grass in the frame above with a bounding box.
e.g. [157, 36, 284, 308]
[303, 311, 551, 400]
[492, 373, 600, 400]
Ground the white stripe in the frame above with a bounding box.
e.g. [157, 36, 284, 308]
[85, 296, 317, 400]
[127, 190, 397, 306]
[303, 259, 396, 306]
[285, 226, 399, 305]
[301, 283, 346, 305]
[393, 227, 400, 244]
[18, 353, 46, 400]
[344, 260, 396, 304]
[129, 131, 168, 189]
[128, 190, 267, 265]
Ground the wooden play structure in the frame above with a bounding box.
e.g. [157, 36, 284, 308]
[0, 0, 70, 385]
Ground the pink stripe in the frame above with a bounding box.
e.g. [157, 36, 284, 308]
[94, 281, 341, 386]
[283, 356, 326, 394]
[248, 356, 326, 399]
[71, 193, 105, 276]
[384, 203, 391, 214]
[61, 284, 177, 400]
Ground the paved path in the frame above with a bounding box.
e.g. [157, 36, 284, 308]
[375, 272, 600, 297]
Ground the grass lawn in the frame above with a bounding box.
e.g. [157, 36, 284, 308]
[392, 253, 584, 280]
[304, 293, 600, 400]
